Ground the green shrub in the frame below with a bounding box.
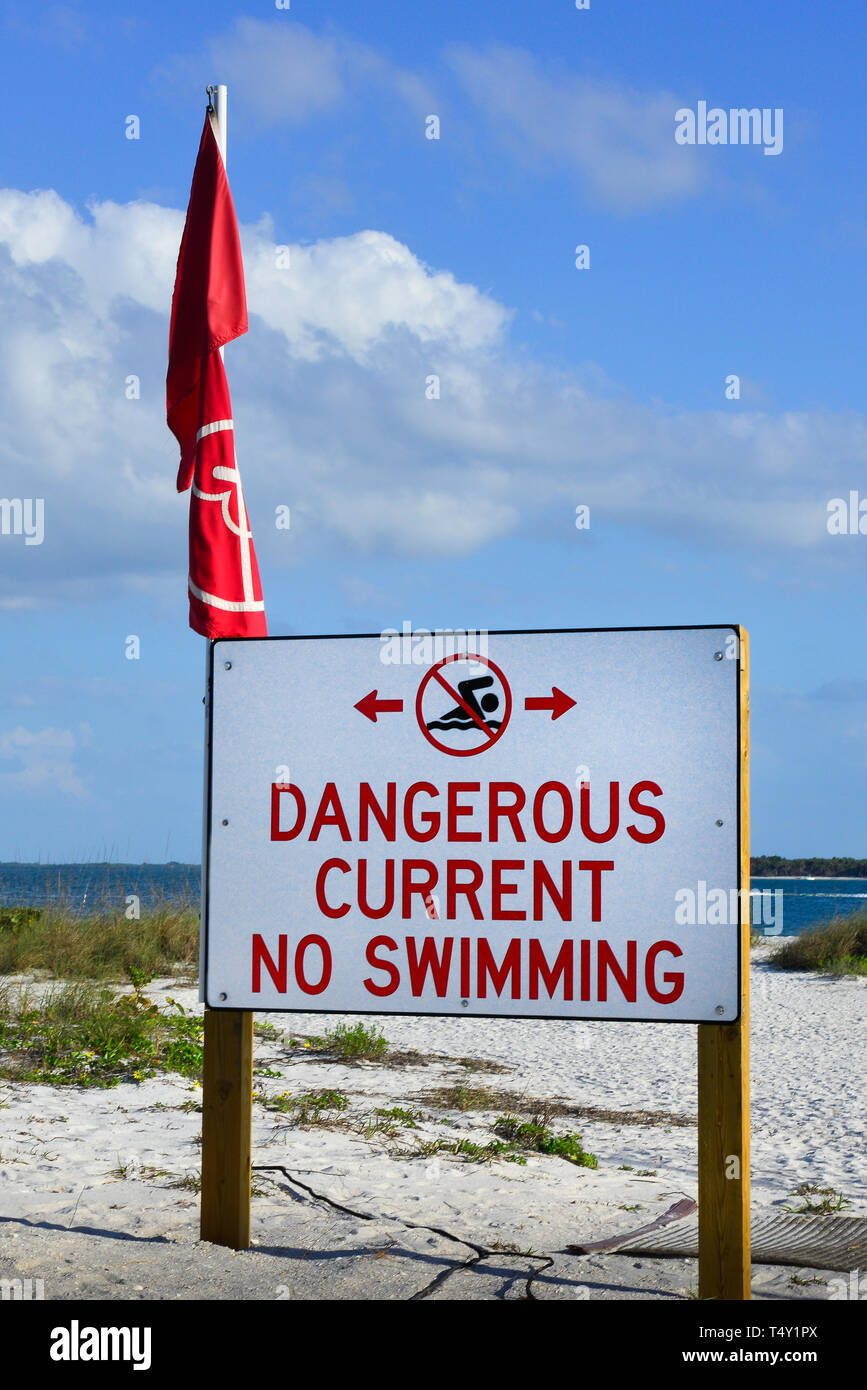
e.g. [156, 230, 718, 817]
[770, 912, 867, 976]
[0, 981, 206, 1086]
[262, 1089, 349, 1124]
[0, 906, 42, 933]
[493, 1115, 598, 1167]
[412, 1137, 526, 1165]
[322, 1021, 388, 1059]
[430, 1081, 508, 1111]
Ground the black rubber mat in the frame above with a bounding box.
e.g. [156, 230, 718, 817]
[618, 1211, 867, 1271]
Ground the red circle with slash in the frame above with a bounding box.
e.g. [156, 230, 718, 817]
[416, 653, 512, 757]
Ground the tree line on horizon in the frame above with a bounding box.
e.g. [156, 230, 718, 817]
[751, 856, 867, 878]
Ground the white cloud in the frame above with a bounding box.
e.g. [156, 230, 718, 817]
[155, 18, 431, 129]
[446, 44, 706, 211]
[0, 725, 87, 797]
[244, 223, 510, 361]
[0, 183, 864, 607]
[0, 188, 182, 313]
[3, 2, 90, 50]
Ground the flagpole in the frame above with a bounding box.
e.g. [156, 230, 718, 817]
[199, 75, 227, 999]
[200, 81, 225, 999]
[199, 84, 255, 1254]
[213, 84, 227, 163]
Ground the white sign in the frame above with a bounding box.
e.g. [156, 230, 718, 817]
[203, 627, 742, 1021]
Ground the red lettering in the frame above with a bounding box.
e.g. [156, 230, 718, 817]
[401, 860, 438, 917]
[316, 858, 351, 918]
[580, 938, 591, 1001]
[578, 860, 614, 922]
[528, 938, 573, 1000]
[446, 860, 484, 920]
[488, 782, 526, 842]
[460, 936, 470, 996]
[597, 940, 637, 1002]
[627, 781, 665, 843]
[358, 859, 394, 918]
[252, 933, 286, 992]
[270, 783, 305, 840]
[295, 934, 332, 994]
[477, 937, 521, 998]
[532, 860, 572, 921]
[447, 782, 481, 841]
[364, 936, 400, 996]
[404, 782, 440, 842]
[309, 783, 351, 841]
[406, 937, 454, 997]
[645, 940, 683, 1002]
[532, 782, 573, 842]
[359, 782, 396, 841]
[491, 859, 525, 920]
[580, 781, 619, 843]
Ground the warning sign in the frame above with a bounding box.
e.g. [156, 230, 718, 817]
[203, 627, 742, 1022]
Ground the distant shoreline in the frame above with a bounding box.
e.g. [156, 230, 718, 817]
[751, 859, 867, 878]
[2, 859, 866, 878]
[0, 862, 199, 869]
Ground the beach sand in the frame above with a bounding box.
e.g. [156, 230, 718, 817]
[1, 943, 864, 1300]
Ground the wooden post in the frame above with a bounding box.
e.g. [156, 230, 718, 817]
[200, 1007, 253, 1249]
[697, 625, 751, 1299]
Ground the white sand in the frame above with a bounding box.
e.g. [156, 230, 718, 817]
[1, 944, 864, 1299]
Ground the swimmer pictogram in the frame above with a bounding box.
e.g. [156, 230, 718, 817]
[416, 654, 512, 757]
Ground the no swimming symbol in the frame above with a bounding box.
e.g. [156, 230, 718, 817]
[416, 654, 512, 757]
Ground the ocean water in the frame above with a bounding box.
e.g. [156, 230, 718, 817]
[0, 863, 200, 912]
[0, 864, 863, 937]
[750, 877, 867, 937]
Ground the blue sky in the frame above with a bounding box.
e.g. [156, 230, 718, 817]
[1, 0, 866, 861]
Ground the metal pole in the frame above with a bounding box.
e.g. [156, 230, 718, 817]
[199, 84, 254, 1251]
[213, 84, 227, 166]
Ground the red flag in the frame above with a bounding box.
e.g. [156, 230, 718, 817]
[167, 112, 267, 639]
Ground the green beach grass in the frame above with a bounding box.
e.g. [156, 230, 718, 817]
[0, 895, 202, 1084]
[0, 978, 205, 1087]
[0, 899, 199, 982]
[768, 910, 867, 977]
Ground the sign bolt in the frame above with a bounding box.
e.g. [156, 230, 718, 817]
[461, 999, 469, 1008]
[713, 651, 724, 661]
[715, 819, 724, 827]
[219, 992, 227, 1001]
[221, 818, 229, 826]
[715, 1005, 725, 1015]
[224, 661, 232, 670]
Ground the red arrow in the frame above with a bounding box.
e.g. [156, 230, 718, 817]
[355, 690, 404, 723]
[524, 687, 576, 720]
